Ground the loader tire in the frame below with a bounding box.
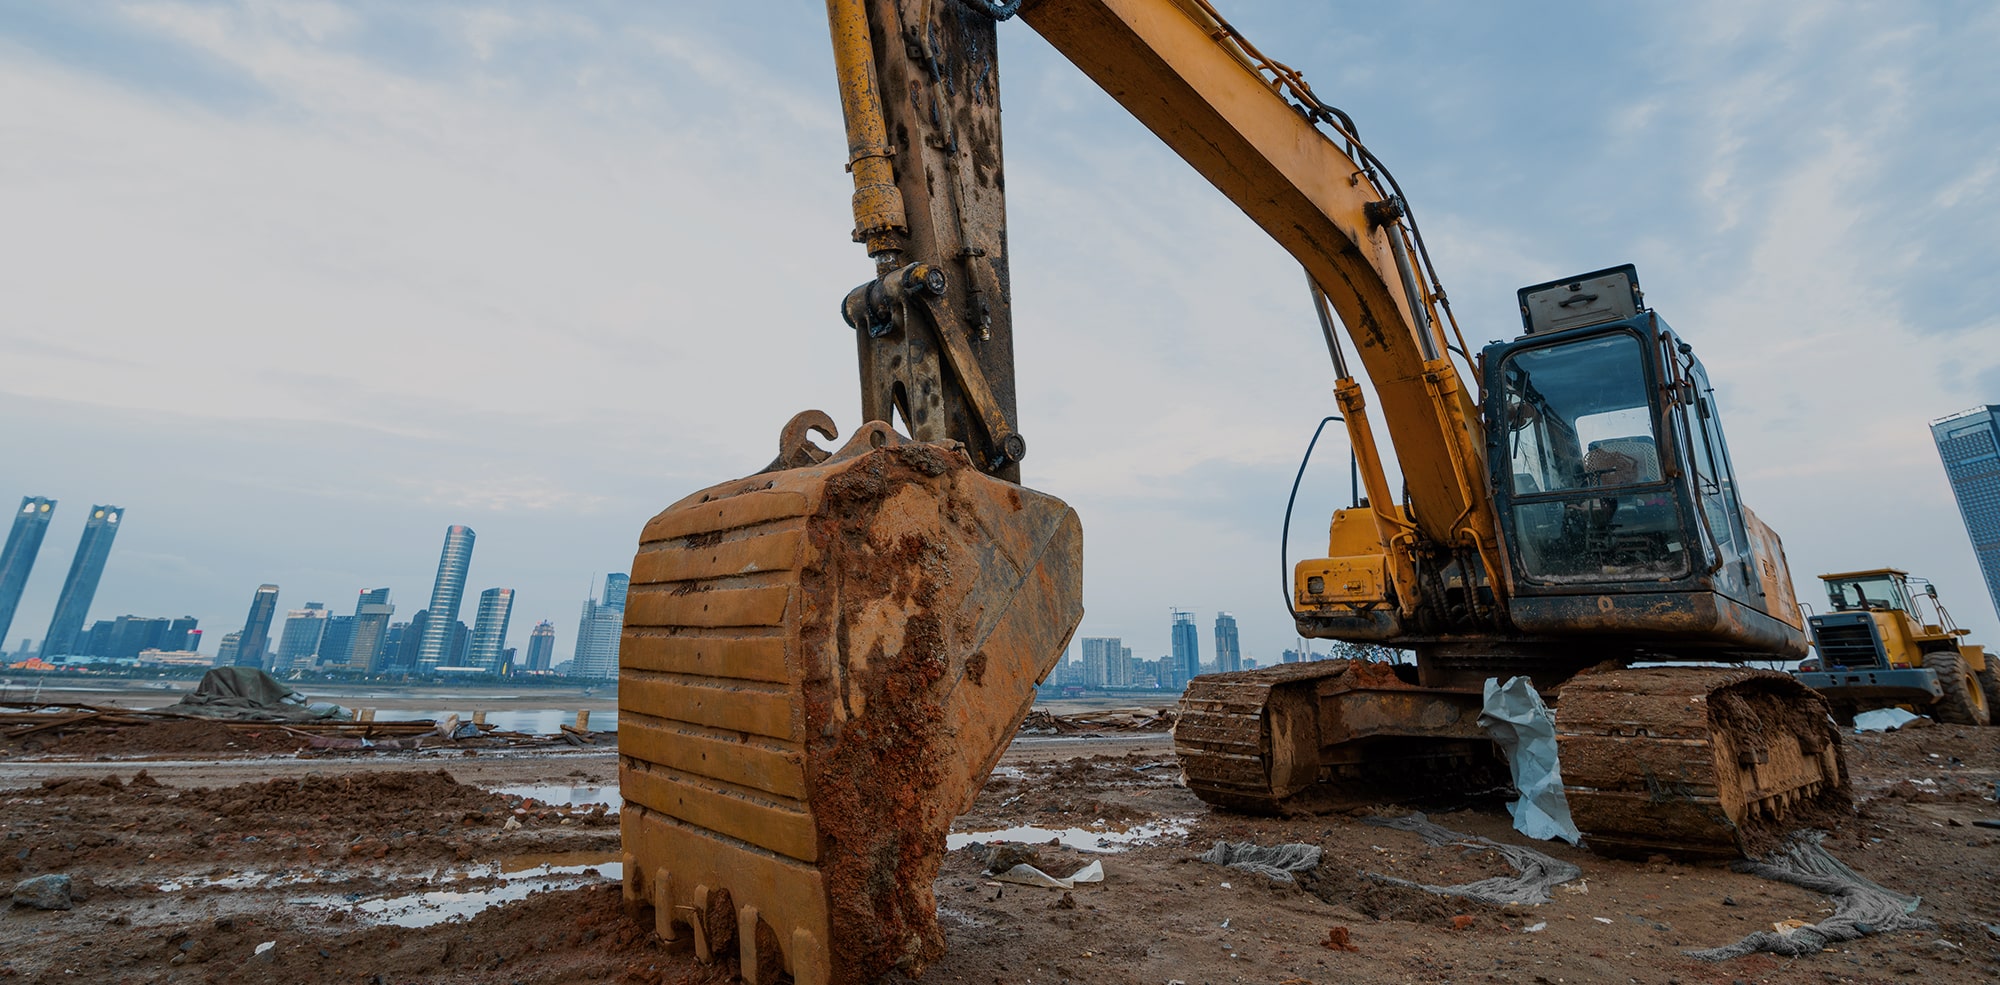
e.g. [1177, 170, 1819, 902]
[1974, 654, 2000, 725]
[1925, 649, 1991, 726]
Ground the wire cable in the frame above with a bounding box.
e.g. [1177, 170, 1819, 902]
[1283, 416, 1345, 621]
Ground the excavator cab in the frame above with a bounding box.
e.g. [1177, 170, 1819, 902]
[1481, 266, 1806, 659]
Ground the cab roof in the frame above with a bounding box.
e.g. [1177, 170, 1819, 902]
[1818, 568, 1910, 581]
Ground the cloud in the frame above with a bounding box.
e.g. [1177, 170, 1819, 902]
[2, 0, 1997, 663]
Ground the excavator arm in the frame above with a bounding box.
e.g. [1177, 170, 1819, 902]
[826, 0, 1507, 621]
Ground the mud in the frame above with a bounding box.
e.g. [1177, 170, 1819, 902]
[3, 721, 1998, 984]
[794, 442, 1067, 983]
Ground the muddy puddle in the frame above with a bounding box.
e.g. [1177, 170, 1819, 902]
[947, 816, 1191, 852]
[348, 851, 625, 928]
[491, 783, 620, 810]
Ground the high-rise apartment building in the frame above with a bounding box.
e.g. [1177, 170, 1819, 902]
[234, 584, 281, 669]
[273, 603, 328, 672]
[0, 497, 56, 647]
[1933, 405, 2000, 618]
[525, 620, 556, 671]
[39, 505, 123, 657]
[1213, 612, 1241, 674]
[215, 631, 243, 665]
[342, 588, 394, 672]
[571, 573, 628, 679]
[416, 525, 475, 673]
[468, 588, 516, 673]
[1170, 610, 1199, 687]
[1081, 637, 1135, 687]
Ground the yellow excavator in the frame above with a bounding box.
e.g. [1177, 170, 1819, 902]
[616, 3, 1847, 983]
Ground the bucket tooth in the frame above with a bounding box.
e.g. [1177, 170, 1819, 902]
[620, 420, 1083, 985]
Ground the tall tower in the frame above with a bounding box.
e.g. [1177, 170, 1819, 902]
[1213, 612, 1241, 674]
[416, 525, 476, 673]
[235, 584, 281, 668]
[346, 588, 395, 672]
[468, 588, 516, 672]
[1169, 609, 1199, 686]
[0, 497, 55, 646]
[1933, 405, 2000, 619]
[273, 603, 328, 672]
[40, 505, 124, 658]
[572, 573, 629, 679]
[525, 619, 556, 671]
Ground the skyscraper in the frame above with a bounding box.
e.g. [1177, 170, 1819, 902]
[40, 505, 124, 658]
[1933, 405, 2000, 618]
[1170, 609, 1199, 687]
[0, 497, 55, 647]
[1082, 637, 1126, 688]
[416, 525, 475, 673]
[318, 616, 355, 669]
[1213, 612, 1241, 674]
[572, 574, 628, 679]
[393, 610, 429, 673]
[345, 588, 395, 672]
[235, 584, 281, 669]
[273, 603, 328, 672]
[468, 588, 516, 672]
[215, 631, 243, 665]
[525, 620, 556, 671]
[165, 616, 200, 652]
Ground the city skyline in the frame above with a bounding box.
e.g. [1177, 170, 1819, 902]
[0, 493, 607, 675]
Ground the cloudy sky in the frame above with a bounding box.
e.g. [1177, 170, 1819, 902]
[2, 1, 1997, 668]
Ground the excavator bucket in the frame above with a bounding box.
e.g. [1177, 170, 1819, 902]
[618, 418, 1083, 985]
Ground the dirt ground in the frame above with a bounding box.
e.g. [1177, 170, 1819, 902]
[2, 717, 1997, 985]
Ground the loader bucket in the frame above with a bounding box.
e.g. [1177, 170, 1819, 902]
[619, 420, 1082, 985]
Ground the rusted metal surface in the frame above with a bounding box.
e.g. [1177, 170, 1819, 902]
[619, 419, 1082, 985]
[1176, 660, 1496, 813]
[1556, 666, 1847, 859]
[829, 0, 1022, 483]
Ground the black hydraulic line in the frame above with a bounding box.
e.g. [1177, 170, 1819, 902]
[1283, 415, 1344, 621]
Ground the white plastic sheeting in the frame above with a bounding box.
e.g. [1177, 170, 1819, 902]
[1479, 676, 1581, 844]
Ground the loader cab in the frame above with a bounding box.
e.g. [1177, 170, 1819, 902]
[1479, 265, 1804, 659]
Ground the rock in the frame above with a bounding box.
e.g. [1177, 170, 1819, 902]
[984, 843, 1041, 875]
[11, 873, 73, 910]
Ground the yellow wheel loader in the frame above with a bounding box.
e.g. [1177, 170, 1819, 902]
[617, 3, 1847, 983]
[1796, 568, 1998, 725]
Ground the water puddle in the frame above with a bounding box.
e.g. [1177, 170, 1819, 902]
[352, 852, 624, 928]
[500, 851, 623, 879]
[947, 816, 1191, 853]
[371, 709, 619, 734]
[491, 784, 621, 811]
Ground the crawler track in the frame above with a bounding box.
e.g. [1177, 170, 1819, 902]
[1555, 666, 1848, 858]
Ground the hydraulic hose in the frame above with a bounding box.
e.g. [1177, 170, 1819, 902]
[1282, 415, 1344, 621]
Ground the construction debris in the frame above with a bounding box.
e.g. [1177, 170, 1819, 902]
[1018, 708, 1177, 734]
[1198, 841, 1323, 884]
[1363, 813, 1582, 905]
[1685, 831, 1934, 960]
[1478, 675, 1580, 844]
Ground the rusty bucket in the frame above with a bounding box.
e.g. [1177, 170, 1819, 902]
[619, 419, 1082, 984]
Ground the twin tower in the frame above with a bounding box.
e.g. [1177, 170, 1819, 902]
[0, 497, 125, 659]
